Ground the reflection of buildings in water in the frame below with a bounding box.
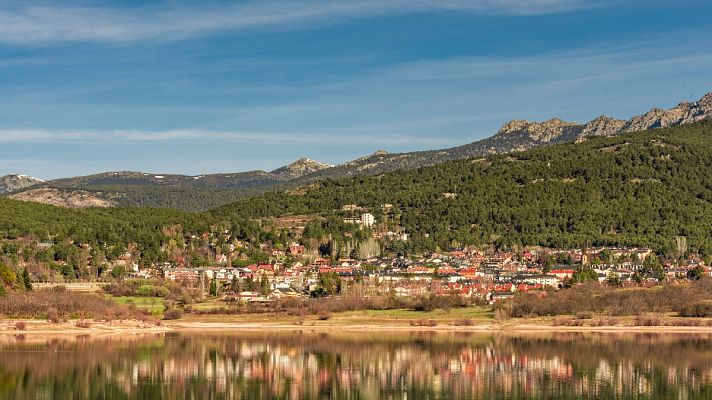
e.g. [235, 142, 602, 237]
[67, 337, 712, 399]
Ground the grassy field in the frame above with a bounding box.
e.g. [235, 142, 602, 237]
[108, 296, 165, 314]
[176, 306, 495, 326]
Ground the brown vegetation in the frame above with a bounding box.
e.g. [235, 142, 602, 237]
[410, 319, 438, 327]
[75, 320, 92, 328]
[499, 279, 712, 318]
[163, 309, 183, 320]
[0, 288, 150, 321]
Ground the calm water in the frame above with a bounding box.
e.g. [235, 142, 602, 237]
[0, 331, 711, 399]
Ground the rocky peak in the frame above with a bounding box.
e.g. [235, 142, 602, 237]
[580, 115, 626, 137]
[495, 120, 530, 135]
[622, 91, 712, 133]
[494, 118, 579, 143]
[270, 158, 331, 179]
[0, 174, 45, 194]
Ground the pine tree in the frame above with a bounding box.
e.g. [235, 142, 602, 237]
[21, 269, 32, 291]
[209, 277, 218, 297]
[260, 272, 270, 296]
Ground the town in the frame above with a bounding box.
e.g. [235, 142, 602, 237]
[4, 205, 709, 311]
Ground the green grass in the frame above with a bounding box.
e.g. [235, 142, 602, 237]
[190, 299, 227, 311]
[108, 296, 165, 314]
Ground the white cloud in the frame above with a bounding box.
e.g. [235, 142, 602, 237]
[0, 0, 593, 45]
[0, 128, 458, 147]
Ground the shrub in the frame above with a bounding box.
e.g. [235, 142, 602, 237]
[679, 301, 712, 318]
[634, 315, 661, 326]
[75, 320, 91, 328]
[137, 285, 156, 297]
[46, 307, 60, 323]
[502, 279, 712, 319]
[591, 317, 618, 327]
[451, 318, 474, 326]
[552, 317, 584, 326]
[163, 309, 183, 320]
[669, 319, 701, 327]
[575, 312, 593, 320]
[410, 318, 438, 327]
[0, 289, 149, 321]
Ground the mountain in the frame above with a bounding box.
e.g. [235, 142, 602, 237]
[6, 159, 330, 211]
[214, 120, 712, 255]
[5, 92, 711, 211]
[270, 158, 331, 179]
[3, 121, 712, 256]
[300, 92, 712, 180]
[0, 175, 44, 194]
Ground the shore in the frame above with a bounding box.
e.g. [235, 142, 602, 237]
[165, 321, 712, 334]
[0, 319, 169, 336]
[2, 313, 712, 336]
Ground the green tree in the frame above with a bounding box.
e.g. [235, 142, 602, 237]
[0, 262, 16, 287]
[111, 265, 127, 280]
[313, 272, 342, 297]
[21, 269, 32, 291]
[230, 275, 241, 293]
[209, 277, 218, 297]
[688, 265, 705, 281]
[606, 273, 622, 287]
[259, 273, 271, 296]
[571, 267, 598, 284]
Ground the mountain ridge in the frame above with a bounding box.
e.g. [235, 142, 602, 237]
[4, 91, 711, 210]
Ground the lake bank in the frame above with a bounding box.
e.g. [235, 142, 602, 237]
[2, 313, 712, 336]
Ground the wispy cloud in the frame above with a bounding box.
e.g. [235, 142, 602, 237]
[0, 128, 459, 147]
[0, 0, 594, 45]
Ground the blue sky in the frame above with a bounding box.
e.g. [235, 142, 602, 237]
[1, 0, 712, 179]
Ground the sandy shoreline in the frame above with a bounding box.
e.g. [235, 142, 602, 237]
[165, 321, 712, 334]
[2, 319, 712, 336]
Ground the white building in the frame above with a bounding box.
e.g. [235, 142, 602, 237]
[361, 213, 375, 227]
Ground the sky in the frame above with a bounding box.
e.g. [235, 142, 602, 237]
[1, 0, 712, 179]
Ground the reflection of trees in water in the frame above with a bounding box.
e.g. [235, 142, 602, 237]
[0, 333, 711, 399]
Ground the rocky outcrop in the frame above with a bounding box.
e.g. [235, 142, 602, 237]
[622, 93, 712, 132]
[580, 116, 626, 138]
[494, 118, 581, 143]
[10, 188, 117, 208]
[0, 175, 44, 194]
[270, 158, 331, 179]
[483, 92, 712, 152]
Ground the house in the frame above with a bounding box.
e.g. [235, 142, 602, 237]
[289, 243, 305, 255]
[361, 213, 375, 227]
[164, 268, 202, 283]
[549, 269, 575, 280]
[272, 287, 303, 298]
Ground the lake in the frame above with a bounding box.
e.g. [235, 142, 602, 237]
[0, 331, 711, 399]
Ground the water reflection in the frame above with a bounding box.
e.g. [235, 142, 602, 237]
[0, 331, 711, 399]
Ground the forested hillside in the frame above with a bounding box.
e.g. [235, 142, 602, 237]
[1, 120, 711, 257]
[213, 120, 712, 255]
[0, 200, 264, 266]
